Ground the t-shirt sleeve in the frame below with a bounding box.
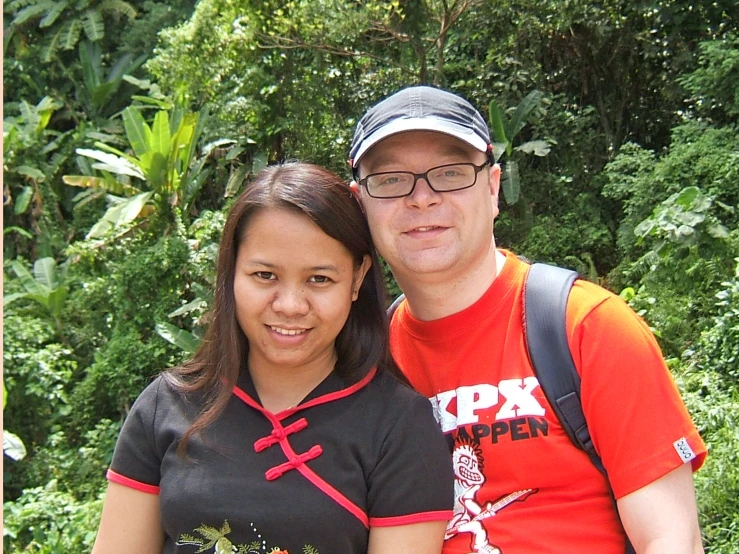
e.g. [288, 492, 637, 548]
[571, 289, 707, 499]
[366, 393, 454, 527]
[107, 377, 165, 494]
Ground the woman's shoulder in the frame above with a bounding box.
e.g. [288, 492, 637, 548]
[362, 370, 434, 416]
[129, 372, 203, 419]
[367, 369, 418, 394]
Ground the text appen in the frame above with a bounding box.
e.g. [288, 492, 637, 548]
[430, 378, 550, 444]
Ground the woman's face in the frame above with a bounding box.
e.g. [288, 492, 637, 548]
[233, 208, 371, 377]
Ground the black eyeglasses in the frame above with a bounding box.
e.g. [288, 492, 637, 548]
[356, 161, 491, 199]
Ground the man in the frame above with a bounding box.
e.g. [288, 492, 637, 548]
[348, 86, 706, 554]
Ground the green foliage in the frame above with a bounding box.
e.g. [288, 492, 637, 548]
[675, 262, 739, 551]
[689, 260, 739, 383]
[63, 233, 194, 429]
[4, 257, 70, 335]
[3, 95, 80, 261]
[4, 0, 138, 63]
[635, 187, 731, 255]
[3, 314, 76, 446]
[3, 96, 65, 216]
[77, 40, 147, 119]
[3, 1, 739, 551]
[156, 321, 201, 354]
[603, 122, 739, 254]
[680, 33, 739, 124]
[602, 119, 739, 355]
[3, 377, 29, 463]
[680, 367, 739, 553]
[3, 481, 104, 553]
[63, 103, 212, 236]
[26, 419, 120, 500]
[488, 89, 552, 204]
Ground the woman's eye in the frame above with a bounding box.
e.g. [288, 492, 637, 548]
[309, 275, 332, 284]
[254, 271, 275, 280]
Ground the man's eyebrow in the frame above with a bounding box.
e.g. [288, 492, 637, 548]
[366, 145, 475, 171]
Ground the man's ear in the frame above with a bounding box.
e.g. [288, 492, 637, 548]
[350, 182, 364, 205]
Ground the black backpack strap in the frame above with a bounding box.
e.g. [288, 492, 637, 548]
[524, 263, 635, 554]
[524, 264, 596, 462]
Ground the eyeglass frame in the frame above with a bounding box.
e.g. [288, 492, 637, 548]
[352, 154, 495, 199]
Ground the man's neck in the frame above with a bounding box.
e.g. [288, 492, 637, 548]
[396, 248, 506, 321]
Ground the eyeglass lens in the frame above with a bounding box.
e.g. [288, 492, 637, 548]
[365, 163, 486, 198]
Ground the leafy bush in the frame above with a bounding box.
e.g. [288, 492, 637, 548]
[65, 234, 193, 430]
[676, 261, 739, 552]
[25, 419, 120, 501]
[3, 312, 78, 497]
[3, 482, 103, 554]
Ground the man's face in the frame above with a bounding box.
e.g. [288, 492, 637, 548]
[353, 131, 500, 285]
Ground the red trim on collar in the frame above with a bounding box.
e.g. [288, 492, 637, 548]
[231, 367, 380, 528]
[231, 366, 378, 419]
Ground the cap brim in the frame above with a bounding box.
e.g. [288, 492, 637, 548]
[351, 117, 489, 167]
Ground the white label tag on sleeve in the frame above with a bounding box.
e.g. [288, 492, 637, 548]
[673, 437, 697, 463]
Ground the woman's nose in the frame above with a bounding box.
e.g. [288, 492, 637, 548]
[271, 286, 309, 316]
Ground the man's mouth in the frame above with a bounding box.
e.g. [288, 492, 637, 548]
[408, 225, 444, 232]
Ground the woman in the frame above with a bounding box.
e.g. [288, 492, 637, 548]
[92, 162, 453, 554]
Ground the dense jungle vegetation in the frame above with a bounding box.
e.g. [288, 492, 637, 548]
[3, 0, 738, 551]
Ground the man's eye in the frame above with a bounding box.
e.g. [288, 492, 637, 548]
[376, 173, 411, 187]
[433, 166, 467, 179]
[378, 175, 402, 185]
[309, 275, 332, 284]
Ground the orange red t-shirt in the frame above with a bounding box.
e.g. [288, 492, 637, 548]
[390, 251, 706, 554]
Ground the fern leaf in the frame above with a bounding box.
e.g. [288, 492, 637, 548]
[6, 0, 36, 16]
[100, 0, 137, 19]
[11, 1, 53, 26]
[61, 18, 83, 50]
[5, 0, 36, 14]
[82, 8, 104, 42]
[39, 0, 68, 28]
[43, 23, 66, 62]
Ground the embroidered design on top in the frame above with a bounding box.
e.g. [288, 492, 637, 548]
[446, 438, 536, 554]
[177, 520, 319, 553]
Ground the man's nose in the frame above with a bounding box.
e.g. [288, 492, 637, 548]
[406, 176, 441, 208]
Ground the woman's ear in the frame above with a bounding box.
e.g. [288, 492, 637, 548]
[489, 163, 501, 219]
[352, 255, 372, 301]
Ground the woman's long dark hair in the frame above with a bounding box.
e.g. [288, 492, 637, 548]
[164, 162, 405, 452]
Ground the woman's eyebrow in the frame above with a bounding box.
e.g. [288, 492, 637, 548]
[242, 260, 340, 273]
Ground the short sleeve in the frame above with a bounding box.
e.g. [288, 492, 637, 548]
[571, 288, 707, 498]
[366, 393, 454, 526]
[107, 377, 165, 494]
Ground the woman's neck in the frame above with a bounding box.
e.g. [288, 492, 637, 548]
[248, 351, 337, 413]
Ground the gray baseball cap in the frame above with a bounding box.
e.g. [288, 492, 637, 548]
[349, 86, 492, 167]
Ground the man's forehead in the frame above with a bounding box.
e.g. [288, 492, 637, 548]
[362, 132, 480, 170]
